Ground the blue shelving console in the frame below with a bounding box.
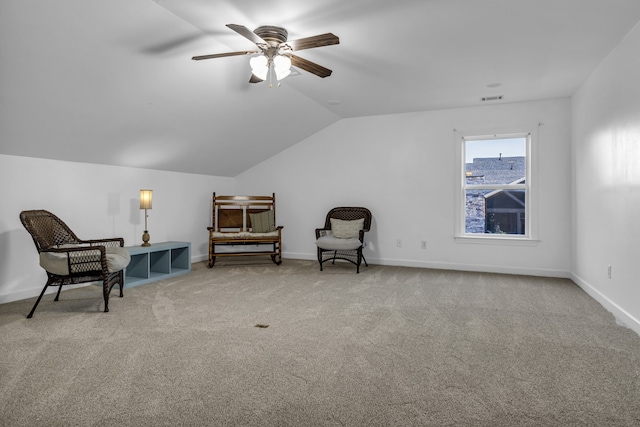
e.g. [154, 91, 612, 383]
[124, 241, 191, 288]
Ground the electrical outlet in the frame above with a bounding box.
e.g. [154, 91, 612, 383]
[608, 265, 612, 279]
[396, 239, 402, 248]
[421, 240, 427, 249]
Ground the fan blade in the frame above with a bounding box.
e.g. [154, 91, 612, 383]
[284, 33, 339, 51]
[289, 54, 333, 78]
[192, 50, 257, 61]
[249, 74, 264, 84]
[226, 24, 268, 49]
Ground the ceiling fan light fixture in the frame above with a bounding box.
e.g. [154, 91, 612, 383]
[192, 24, 339, 84]
[250, 55, 269, 80]
[273, 55, 292, 80]
[275, 68, 291, 81]
[250, 54, 267, 70]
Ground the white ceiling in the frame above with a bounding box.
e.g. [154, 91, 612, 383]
[2, 0, 640, 176]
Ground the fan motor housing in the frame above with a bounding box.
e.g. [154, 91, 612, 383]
[254, 26, 288, 45]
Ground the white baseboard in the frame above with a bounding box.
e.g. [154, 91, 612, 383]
[283, 251, 571, 278]
[0, 282, 97, 305]
[571, 273, 640, 337]
[368, 257, 571, 278]
[191, 253, 209, 263]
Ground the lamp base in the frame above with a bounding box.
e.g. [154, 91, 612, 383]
[141, 230, 150, 247]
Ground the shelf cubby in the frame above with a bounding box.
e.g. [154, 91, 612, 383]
[124, 241, 191, 288]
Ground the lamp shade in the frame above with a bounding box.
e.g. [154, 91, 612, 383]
[139, 189, 153, 209]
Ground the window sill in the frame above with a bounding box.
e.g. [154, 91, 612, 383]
[455, 235, 540, 246]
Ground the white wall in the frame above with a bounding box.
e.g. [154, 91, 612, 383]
[0, 154, 234, 303]
[236, 98, 572, 277]
[571, 22, 640, 334]
[0, 98, 576, 311]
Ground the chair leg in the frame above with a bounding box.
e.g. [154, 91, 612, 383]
[208, 239, 214, 268]
[54, 284, 63, 301]
[317, 248, 324, 271]
[209, 244, 221, 268]
[118, 271, 124, 298]
[356, 248, 368, 274]
[27, 282, 52, 319]
[103, 272, 121, 313]
[270, 242, 282, 265]
[99, 271, 127, 313]
[208, 242, 216, 268]
[103, 279, 110, 313]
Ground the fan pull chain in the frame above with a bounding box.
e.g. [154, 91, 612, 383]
[267, 62, 281, 88]
[268, 66, 273, 88]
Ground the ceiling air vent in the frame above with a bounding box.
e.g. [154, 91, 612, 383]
[481, 95, 504, 102]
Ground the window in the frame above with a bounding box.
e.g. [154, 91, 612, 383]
[456, 131, 535, 240]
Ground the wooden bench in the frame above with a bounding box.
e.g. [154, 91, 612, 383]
[207, 193, 283, 268]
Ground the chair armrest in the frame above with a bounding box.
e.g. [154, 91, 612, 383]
[42, 245, 108, 274]
[43, 246, 104, 255]
[315, 228, 330, 239]
[80, 238, 125, 248]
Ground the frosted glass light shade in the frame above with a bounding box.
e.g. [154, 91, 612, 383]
[273, 55, 291, 80]
[250, 55, 269, 80]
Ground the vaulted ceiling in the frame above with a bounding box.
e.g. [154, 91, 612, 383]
[2, 0, 640, 176]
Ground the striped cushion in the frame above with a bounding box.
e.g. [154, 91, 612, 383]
[249, 210, 275, 233]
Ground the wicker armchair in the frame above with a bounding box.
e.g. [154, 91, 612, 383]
[314, 207, 372, 273]
[19, 210, 130, 318]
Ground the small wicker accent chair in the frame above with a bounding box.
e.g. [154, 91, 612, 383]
[19, 210, 130, 318]
[315, 207, 372, 273]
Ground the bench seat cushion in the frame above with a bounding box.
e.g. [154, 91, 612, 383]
[315, 235, 363, 251]
[40, 246, 131, 276]
[211, 231, 279, 239]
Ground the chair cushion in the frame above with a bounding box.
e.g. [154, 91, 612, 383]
[315, 236, 363, 251]
[210, 231, 279, 238]
[330, 218, 364, 239]
[39, 246, 131, 276]
[249, 210, 276, 233]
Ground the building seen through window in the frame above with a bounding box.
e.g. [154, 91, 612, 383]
[464, 136, 527, 235]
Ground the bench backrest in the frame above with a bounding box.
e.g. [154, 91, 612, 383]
[212, 193, 276, 232]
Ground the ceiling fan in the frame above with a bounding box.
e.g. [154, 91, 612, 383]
[192, 24, 339, 85]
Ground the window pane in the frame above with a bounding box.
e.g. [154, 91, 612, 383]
[465, 137, 526, 185]
[465, 189, 491, 233]
[465, 189, 526, 234]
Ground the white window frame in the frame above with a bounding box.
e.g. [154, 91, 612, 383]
[454, 127, 539, 244]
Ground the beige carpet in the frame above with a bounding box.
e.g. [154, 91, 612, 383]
[1, 259, 639, 426]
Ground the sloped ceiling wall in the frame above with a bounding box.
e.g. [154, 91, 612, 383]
[2, 0, 640, 177]
[0, 0, 340, 176]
